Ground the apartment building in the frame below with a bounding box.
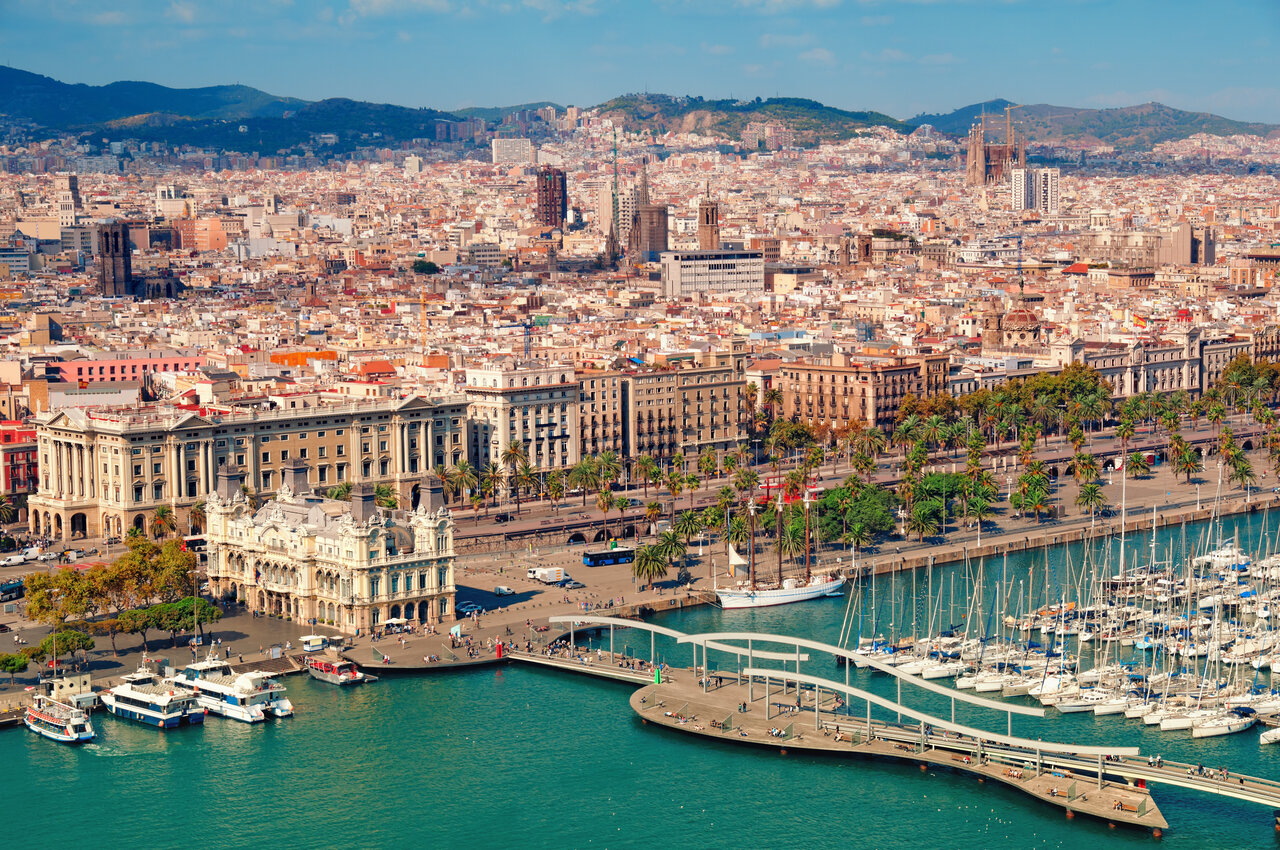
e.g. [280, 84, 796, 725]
[465, 361, 580, 471]
[779, 351, 949, 431]
[28, 394, 467, 542]
[579, 368, 625, 459]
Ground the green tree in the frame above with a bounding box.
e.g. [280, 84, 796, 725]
[0, 651, 29, 685]
[0, 494, 17, 524]
[635, 455, 661, 498]
[500, 443, 529, 514]
[151, 505, 178, 539]
[188, 500, 206, 534]
[906, 500, 942, 541]
[596, 490, 615, 541]
[1125, 452, 1151, 478]
[673, 509, 704, 575]
[326, 481, 353, 501]
[412, 259, 440, 274]
[1075, 481, 1106, 529]
[596, 450, 622, 493]
[697, 450, 718, 482]
[39, 630, 95, 667]
[632, 545, 668, 589]
[372, 483, 400, 509]
[568, 458, 597, 506]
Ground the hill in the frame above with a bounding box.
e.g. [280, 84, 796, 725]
[454, 102, 562, 123]
[908, 99, 1280, 150]
[593, 94, 909, 146]
[0, 65, 305, 129]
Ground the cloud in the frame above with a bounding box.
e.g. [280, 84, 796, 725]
[91, 10, 128, 25]
[861, 47, 909, 62]
[918, 52, 955, 65]
[860, 14, 892, 24]
[799, 47, 836, 65]
[166, 0, 197, 22]
[701, 42, 734, 56]
[760, 32, 812, 48]
[736, 0, 842, 11]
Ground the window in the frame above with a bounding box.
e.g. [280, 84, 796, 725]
[187, 459, 196, 472]
[299, 448, 308, 459]
[318, 446, 327, 458]
[362, 462, 371, 477]
[153, 483, 163, 499]
[133, 485, 143, 502]
[337, 445, 345, 456]
[438, 566, 448, 588]
[318, 431, 326, 437]
[390, 574, 399, 593]
[370, 577, 380, 598]
[362, 442, 371, 454]
[379, 460, 389, 476]
[261, 471, 272, 488]
[280, 450, 289, 461]
[337, 464, 347, 481]
[262, 452, 270, 465]
[236, 454, 245, 466]
[318, 466, 329, 483]
[133, 464, 142, 476]
[379, 441, 387, 452]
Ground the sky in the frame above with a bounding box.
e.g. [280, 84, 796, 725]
[4, 0, 1278, 122]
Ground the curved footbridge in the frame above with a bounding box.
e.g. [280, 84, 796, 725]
[505, 616, 1280, 834]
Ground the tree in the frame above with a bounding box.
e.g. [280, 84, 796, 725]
[697, 451, 718, 482]
[568, 459, 596, 506]
[87, 617, 125, 657]
[450, 460, 478, 505]
[777, 520, 805, 583]
[0, 651, 29, 685]
[1228, 453, 1256, 495]
[152, 541, 198, 603]
[412, 259, 440, 275]
[1075, 482, 1106, 529]
[596, 490, 615, 541]
[373, 483, 400, 509]
[962, 496, 993, 544]
[546, 470, 565, 513]
[635, 455, 661, 498]
[39, 630, 95, 668]
[906, 500, 942, 541]
[1172, 443, 1203, 483]
[481, 462, 506, 511]
[0, 494, 16, 524]
[644, 501, 663, 532]
[326, 482, 353, 501]
[1125, 452, 1151, 478]
[673, 509, 704, 575]
[500, 443, 529, 514]
[664, 471, 685, 521]
[655, 530, 686, 569]
[632, 545, 667, 589]
[151, 505, 178, 539]
[596, 450, 622, 493]
[514, 461, 538, 512]
[1070, 453, 1100, 485]
[188, 500, 206, 534]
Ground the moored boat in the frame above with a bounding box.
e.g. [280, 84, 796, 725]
[166, 659, 293, 723]
[102, 668, 206, 729]
[25, 694, 95, 744]
[305, 656, 377, 686]
[716, 574, 844, 609]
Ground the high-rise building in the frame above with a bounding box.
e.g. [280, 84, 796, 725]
[535, 166, 567, 229]
[54, 174, 81, 227]
[97, 222, 132, 297]
[403, 155, 423, 176]
[491, 138, 535, 165]
[697, 187, 720, 250]
[1010, 168, 1060, 215]
[660, 249, 764, 298]
[1036, 168, 1060, 215]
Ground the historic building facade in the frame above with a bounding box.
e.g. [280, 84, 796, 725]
[204, 462, 456, 633]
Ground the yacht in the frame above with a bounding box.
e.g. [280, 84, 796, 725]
[102, 668, 206, 729]
[166, 659, 293, 723]
[716, 573, 844, 609]
[24, 695, 95, 744]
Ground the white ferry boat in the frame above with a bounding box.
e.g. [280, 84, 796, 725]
[24, 694, 95, 744]
[166, 659, 293, 723]
[716, 574, 844, 609]
[101, 668, 206, 729]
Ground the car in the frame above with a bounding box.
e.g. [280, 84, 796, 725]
[493, 586, 514, 596]
[36, 552, 59, 562]
[457, 602, 484, 615]
[563, 580, 586, 589]
[493, 513, 512, 524]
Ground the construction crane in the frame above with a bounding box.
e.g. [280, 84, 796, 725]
[498, 321, 535, 359]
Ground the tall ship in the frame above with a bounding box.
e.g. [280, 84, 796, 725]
[166, 659, 293, 723]
[716, 573, 846, 609]
[101, 668, 206, 729]
[24, 694, 95, 744]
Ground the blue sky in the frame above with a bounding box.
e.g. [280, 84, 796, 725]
[5, 0, 1278, 122]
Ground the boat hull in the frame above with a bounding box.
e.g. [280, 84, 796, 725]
[716, 576, 844, 609]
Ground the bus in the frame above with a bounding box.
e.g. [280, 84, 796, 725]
[583, 547, 635, 568]
[0, 578, 24, 602]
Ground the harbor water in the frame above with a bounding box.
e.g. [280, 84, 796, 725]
[6, 509, 1280, 849]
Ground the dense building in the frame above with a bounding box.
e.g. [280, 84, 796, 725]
[97, 222, 132, 297]
[204, 461, 456, 634]
[1011, 168, 1060, 214]
[535, 166, 567, 229]
[491, 138, 535, 165]
[27, 395, 467, 542]
[660, 249, 765, 299]
[578, 369, 624, 460]
[0, 421, 37, 520]
[965, 118, 1025, 186]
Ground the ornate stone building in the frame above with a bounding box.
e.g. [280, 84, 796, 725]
[204, 460, 456, 634]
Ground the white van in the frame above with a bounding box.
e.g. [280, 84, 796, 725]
[494, 586, 514, 596]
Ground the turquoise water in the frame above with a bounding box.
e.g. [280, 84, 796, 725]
[6, 511, 1280, 849]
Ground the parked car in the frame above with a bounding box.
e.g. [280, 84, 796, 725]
[493, 586, 514, 596]
[563, 580, 586, 590]
[0, 554, 26, 567]
[35, 552, 59, 562]
[457, 602, 484, 615]
[493, 513, 512, 524]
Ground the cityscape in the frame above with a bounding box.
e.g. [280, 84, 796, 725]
[1, 1, 1280, 847]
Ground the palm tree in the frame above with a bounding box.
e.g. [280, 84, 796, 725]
[0, 494, 15, 524]
[514, 461, 538, 511]
[1228, 453, 1256, 495]
[664, 471, 685, 521]
[632, 544, 668, 589]
[906, 500, 941, 541]
[744, 382, 759, 414]
[568, 458, 596, 506]
[1125, 452, 1151, 478]
[373, 483, 400, 509]
[470, 494, 484, 523]
[1115, 419, 1135, 455]
[1022, 485, 1051, 520]
[188, 500, 206, 534]
[241, 483, 261, 510]
[596, 490, 615, 541]
[777, 520, 805, 582]
[326, 481, 353, 501]
[683, 473, 700, 509]
[500, 443, 529, 514]
[1071, 452, 1100, 485]
[546, 470, 565, 513]
[150, 505, 177, 539]
[673, 509, 704, 577]
[762, 387, 783, 421]
[451, 460, 478, 505]
[853, 427, 886, 461]
[845, 522, 872, 559]
[733, 467, 759, 495]
[921, 414, 946, 457]
[596, 450, 622, 493]
[697, 451, 718, 483]
[481, 461, 505, 512]
[644, 501, 663, 534]
[1075, 481, 1106, 530]
[635, 455, 661, 498]
[963, 496, 993, 544]
[655, 530, 686, 573]
[1172, 443, 1203, 483]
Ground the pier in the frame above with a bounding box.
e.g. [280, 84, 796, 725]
[527, 615, 1280, 834]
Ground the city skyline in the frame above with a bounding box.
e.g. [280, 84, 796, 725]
[5, 0, 1278, 123]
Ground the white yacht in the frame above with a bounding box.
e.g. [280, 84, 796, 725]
[102, 668, 206, 729]
[166, 659, 293, 723]
[716, 574, 844, 609]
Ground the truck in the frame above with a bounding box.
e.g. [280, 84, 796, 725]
[526, 566, 564, 584]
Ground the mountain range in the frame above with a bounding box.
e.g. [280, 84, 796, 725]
[1, 65, 1275, 153]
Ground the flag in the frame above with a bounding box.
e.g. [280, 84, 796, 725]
[1133, 314, 1148, 329]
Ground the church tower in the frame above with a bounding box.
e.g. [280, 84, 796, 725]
[697, 183, 720, 251]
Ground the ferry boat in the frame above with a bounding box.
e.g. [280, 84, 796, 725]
[24, 694, 95, 744]
[716, 574, 845, 609]
[304, 656, 377, 686]
[166, 659, 293, 723]
[101, 668, 206, 729]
